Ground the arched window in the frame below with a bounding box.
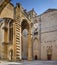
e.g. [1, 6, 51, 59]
[22, 29, 28, 37]
[9, 21, 13, 44]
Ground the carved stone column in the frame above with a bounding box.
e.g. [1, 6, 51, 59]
[3, 25, 8, 60]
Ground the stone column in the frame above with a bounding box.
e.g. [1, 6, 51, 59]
[3, 20, 8, 60]
[13, 23, 16, 61]
[4, 30, 8, 60]
[38, 16, 41, 60]
[28, 26, 32, 60]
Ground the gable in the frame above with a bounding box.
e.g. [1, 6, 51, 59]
[0, 3, 14, 19]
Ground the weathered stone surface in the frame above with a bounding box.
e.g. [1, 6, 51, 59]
[0, 1, 57, 61]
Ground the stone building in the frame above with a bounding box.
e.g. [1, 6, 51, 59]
[0, 0, 57, 61]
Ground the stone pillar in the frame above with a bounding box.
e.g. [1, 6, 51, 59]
[2, 19, 8, 60]
[13, 22, 22, 61]
[4, 27, 8, 60]
[38, 16, 41, 60]
[28, 27, 32, 60]
[13, 23, 16, 61]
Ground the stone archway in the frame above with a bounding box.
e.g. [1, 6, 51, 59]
[8, 47, 13, 61]
[33, 38, 39, 60]
[21, 19, 29, 60]
[13, 18, 32, 61]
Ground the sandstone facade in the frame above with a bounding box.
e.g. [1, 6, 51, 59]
[0, 0, 57, 61]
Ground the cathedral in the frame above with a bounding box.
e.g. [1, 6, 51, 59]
[0, 0, 57, 61]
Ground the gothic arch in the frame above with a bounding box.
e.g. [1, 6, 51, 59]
[34, 37, 38, 41]
[21, 19, 29, 60]
[3, 18, 14, 44]
[33, 37, 39, 60]
[21, 19, 29, 32]
[47, 46, 52, 60]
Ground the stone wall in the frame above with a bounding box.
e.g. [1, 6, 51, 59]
[41, 10, 57, 60]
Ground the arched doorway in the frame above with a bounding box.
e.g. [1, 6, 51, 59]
[47, 47, 52, 60]
[33, 38, 39, 60]
[9, 49, 13, 61]
[21, 19, 29, 60]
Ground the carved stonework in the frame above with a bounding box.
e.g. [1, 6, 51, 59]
[47, 46, 52, 55]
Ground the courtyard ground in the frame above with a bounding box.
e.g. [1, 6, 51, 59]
[0, 60, 57, 65]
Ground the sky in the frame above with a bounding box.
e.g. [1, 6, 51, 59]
[11, 0, 57, 15]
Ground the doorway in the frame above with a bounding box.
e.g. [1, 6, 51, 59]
[47, 54, 52, 60]
[33, 38, 39, 60]
[35, 55, 38, 60]
[47, 47, 52, 60]
[10, 49, 13, 61]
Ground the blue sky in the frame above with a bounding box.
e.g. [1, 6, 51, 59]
[11, 0, 57, 15]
